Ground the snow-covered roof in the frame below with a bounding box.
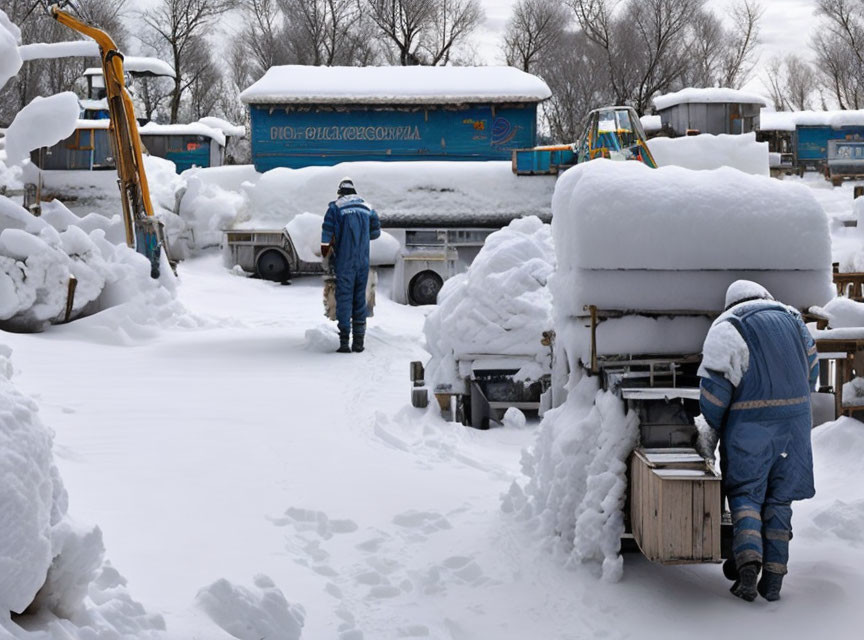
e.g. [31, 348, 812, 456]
[240, 65, 552, 105]
[640, 114, 662, 132]
[79, 98, 108, 112]
[18, 40, 98, 61]
[139, 122, 226, 146]
[84, 57, 174, 77]
[196, 116, 245, 138]
[759, 108, 864, 131]
[653, 88, 770, 111]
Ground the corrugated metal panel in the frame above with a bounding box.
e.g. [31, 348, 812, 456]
[140, 134, 214, 172]
[249, 103, 538, 171]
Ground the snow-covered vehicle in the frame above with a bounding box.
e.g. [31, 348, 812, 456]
[826, 139, 864, 187]
[224, 228, 324, 283]
[550, 159, 835, 564]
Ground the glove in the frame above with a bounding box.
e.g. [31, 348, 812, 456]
[695, 416, 720, 460]
[320, 243, 330, 258]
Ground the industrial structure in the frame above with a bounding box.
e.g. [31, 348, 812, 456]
[239, 65, 551, 171]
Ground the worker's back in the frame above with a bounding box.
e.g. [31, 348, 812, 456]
[326, 195, 377, 272]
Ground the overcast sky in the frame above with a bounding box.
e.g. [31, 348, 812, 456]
[475, 0, 821, 97]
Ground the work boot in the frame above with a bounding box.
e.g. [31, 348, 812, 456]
[758, 571, 784, 602]
[337, 333, 351, 353]
[351, 334, 365, 353]
[730, 563, 760, 602]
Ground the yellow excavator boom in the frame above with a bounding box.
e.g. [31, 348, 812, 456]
[50, 4, 165, 278]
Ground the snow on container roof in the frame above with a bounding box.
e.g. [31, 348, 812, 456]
[139, 122, 226, 146]
[240, 65, 552, 105]
[83, 57, 174, 77]
[196, 116, 245, 138]
[75, 119, 111, 129]
[653, 87, 770, 111]
[759, 108, 864, 131]
[19, 40, 97, 61]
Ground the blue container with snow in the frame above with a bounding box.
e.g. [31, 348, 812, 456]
[240, 65, 551, 172]
[138, 122, 227, 172]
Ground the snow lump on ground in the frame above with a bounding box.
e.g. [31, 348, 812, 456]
[0, 345, 164, 638]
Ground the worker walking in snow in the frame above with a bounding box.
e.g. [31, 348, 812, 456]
[698, 280, 818, 602]
[320, 178, 381, 353]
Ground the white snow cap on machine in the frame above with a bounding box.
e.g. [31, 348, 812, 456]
[240, 65, 551, 105]
[653, 87, 770, 111]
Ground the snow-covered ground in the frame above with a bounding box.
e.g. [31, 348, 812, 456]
[3, 243, 864, 638]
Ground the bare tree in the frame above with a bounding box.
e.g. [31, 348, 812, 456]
[365, 0, 436, 65]
[141, 0, 238, 123]
[764, 54, 818, 111]
[503, 0, 570, 73]
[813, 0, 864, 109]
[74, 0, 131, 49]
[424, 0, 484, 65]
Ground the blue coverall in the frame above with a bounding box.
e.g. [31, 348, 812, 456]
[321, 195, 381, 339]
[699, 302, 818, 575]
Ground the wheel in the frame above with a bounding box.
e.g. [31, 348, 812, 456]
[411, 387, 429, 408]
[256, 250, 290, 282]
[408, 271, 443, 306]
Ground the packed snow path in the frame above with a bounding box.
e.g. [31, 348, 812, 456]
[3, 255, 863, 639]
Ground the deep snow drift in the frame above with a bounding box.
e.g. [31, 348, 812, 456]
[648, 132, 769, 175]
[423, 216, 555, 393]
[0, 345, 164, 639]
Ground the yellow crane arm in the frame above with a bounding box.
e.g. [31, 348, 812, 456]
[51, 4, 163, 275]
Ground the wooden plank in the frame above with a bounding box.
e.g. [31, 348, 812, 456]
[692, 480, 704, 560]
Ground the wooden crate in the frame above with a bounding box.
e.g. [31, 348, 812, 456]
[630, 448, 722, 564]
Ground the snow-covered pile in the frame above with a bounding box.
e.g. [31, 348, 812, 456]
[285, 211, 400, 265]
[648, 132, 769, 175]
[240, 65, 551, 105]
[196, 116, 245, 139]
[0, 345, 164, 638]
[196, 575, 304, 640]
[550, 159, 833, 362]
[0, 195, 182, 332]
[503, 375, 639, 582]
[812, 297, 864, 329]
[243, 161, 555, 229]
[0, 9, 22, 88]
[423, 216, 554, 392]
[760, 108, 864, 131]
[3, 92, 79, 165]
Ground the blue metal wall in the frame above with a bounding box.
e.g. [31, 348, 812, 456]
[795, 125, 864, 167]
[249, 104, 538, 171]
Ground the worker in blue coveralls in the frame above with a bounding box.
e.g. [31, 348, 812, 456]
[697, 280, 818, 602]
[320, 178, 381, 353]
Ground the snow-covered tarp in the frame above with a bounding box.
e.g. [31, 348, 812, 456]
[423, 216, 555, 393]
[760, 108, 864, 131]
[647, 132, 769, 175]
[240, 65, 552, 105]
[653, 87, 770, 111]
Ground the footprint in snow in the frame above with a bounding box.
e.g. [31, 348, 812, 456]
[272, 507, 358, 539]
[391, 510, 452, 535]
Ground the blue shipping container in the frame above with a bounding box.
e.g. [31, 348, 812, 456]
[249, 104, 538, 171]
[796, 125, 864, 168]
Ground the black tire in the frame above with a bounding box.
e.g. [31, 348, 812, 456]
[408, 271, 443, 306]
[256, 250, 291, 283]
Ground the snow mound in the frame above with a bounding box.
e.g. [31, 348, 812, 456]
[305, 324, 340, 352]
[196, 575, 304, 640]
[502, 407, 527, 429]
[503, 375, 639, 582]
[0, 346, 164, 637]
[423, 216, 554, 392]
[811, 499, 864, 546]
[0, 9, 22, 88]
[178, 173, 247, 252]
[0, 195, 192, 333]
[812, 297, 864, 329]
[3, 92, 79, 165]
[242, 161, 555, 229]
[648, 132, 769, 175]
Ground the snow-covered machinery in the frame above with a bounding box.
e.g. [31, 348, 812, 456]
[224, 228, 325, 283]
[51, 3, 167, 278]
[826, 139, 864, 187]
[551, 159, 834, 564]
[512, 106, 656, 175]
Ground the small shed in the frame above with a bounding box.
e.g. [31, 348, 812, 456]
[758, 109, 864, 171]
[239, 65, 551, 171]
[653, 88, 770, 137]
[138, 122, 226, 172]
[31, 119, 114, 171]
